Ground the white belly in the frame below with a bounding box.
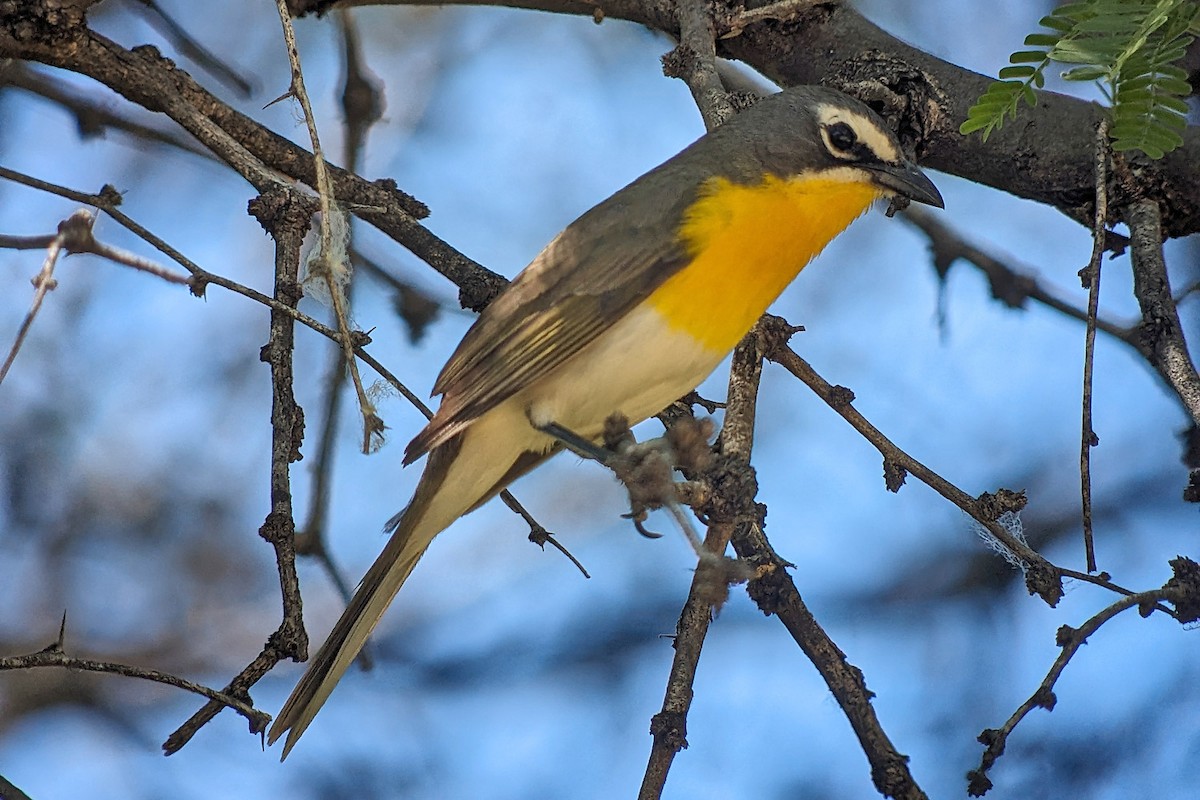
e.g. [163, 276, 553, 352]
[520, 305, 723, 444]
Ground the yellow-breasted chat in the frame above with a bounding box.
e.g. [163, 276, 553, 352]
[269, 84, 944, 757]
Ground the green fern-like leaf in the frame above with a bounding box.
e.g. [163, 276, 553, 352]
[961, 47, 1053, 140]
[962, 0, 1197, 158]
[1108, 4, 1196, 157]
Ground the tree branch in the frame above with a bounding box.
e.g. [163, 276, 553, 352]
[0, 645, 270, 733]
[162, 186, 314, 754]
[640, 328, 765, 799]
[1124, 199, 1200, 427]
[967, 553, 1200, 797]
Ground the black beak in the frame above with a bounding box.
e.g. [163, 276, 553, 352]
[869, 159, 944, 208]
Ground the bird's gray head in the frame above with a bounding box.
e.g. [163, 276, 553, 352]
[739, 85, 944, 209]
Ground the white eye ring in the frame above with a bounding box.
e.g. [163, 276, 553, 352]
[824, 122, 858, 154]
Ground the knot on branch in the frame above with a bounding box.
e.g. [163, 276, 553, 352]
[756, 312, 803, 354]
[1134, 307, 1179, 357]
[371, 177, 429, 220]
[458, 270, 509, 313]
[97, 184, 124, 208]
[1164, 556, 1200, 624]
[259, 509, 296, 546]
[975, 488, 1027, 520]
[54, 209, 95, 252]
[871, 751, 916, 800]
[649, 710, 689, 754]
[248, 188, 317, 242]
[1023, 560, 1064, 607]
[695, 453, 758, 525]
[660, 43, 699, 82]
[266, 618, 309, 664]
[966, 768, 994, 798]
[883, 457, 907, 492]
[188, 273, 210, 299]
[3, 2, 87, 44]
[1184, 470, 1200, 504]
[744, 555, 790, 616]
[1030, 686, 1057, 712]
[1054, 624, 1080, 647]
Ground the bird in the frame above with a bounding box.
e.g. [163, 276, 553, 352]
[268, 84, 944, 757]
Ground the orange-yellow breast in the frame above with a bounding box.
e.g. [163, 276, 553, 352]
[647, 174, 884, 352]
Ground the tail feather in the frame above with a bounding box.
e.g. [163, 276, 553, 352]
[268, 524, 428, 758]
[269, 435, 486, 759]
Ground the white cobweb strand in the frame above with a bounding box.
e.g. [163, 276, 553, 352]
[301, 202, 352, 309]
[971, 511, 1030, 572]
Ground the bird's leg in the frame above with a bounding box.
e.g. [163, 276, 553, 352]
[535, 414, 727, 565]
[533, 417, 662, 537]
[534, 420, 614, 465]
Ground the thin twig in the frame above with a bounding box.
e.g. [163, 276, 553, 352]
[0, 212, 72, 386]
[335, 8, 384, 169]
[735, 521, 930, 800]
[499, 491, 590, 579]
[1079, 118, 1109, 574]
[1, 207, 191, 385]
[0, 60, 218, 161]
[0, 167, 361, 350]
[294, 6, 382, 610]
[901, 207, 1133, 346]
[762, 316, 1062, 605]
[130, 0, 254, 97]
[726, 319, 929, 800]
[0, 612, 269, 735]
[0, 210, 190, 286]
[967, 588, 1168, 795]
[7, 28, 511, 310]
[163, 188, 314, 755]
[352, 246, 455, 342]
[1174, 278, 1200, 305]
[0, 232, 58, 249]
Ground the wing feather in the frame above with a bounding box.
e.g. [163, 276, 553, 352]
[403, 172, 701, 463]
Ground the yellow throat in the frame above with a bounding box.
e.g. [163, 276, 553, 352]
[648, 173, 884, 352]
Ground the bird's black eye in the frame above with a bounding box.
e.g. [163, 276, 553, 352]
[826, 122, 857, 153]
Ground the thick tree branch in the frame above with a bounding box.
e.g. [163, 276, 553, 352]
[1124, 200, 1200, 427]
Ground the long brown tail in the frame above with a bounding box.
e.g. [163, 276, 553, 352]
[269, 436, 476, 759]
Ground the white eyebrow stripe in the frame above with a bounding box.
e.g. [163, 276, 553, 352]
[814, 103, 902, 163]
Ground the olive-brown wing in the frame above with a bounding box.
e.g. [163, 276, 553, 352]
[402, 170, 706, 464]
